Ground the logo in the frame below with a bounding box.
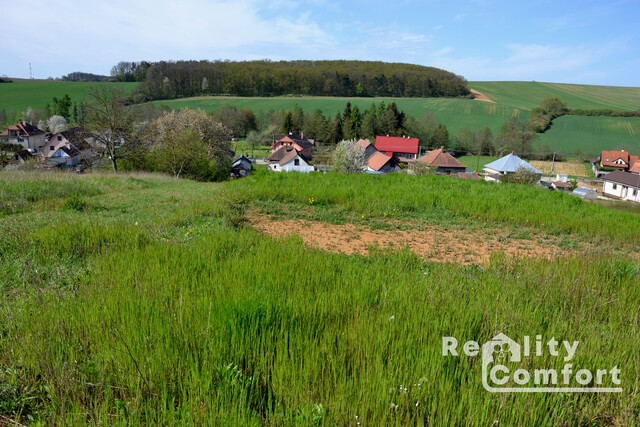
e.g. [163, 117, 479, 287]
[443, 333, 622, 393]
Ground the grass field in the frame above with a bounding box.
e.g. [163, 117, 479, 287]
[0, 170, 639, 425]
[152, 96, 524, 137]
[457, 156, 500, 172]
[0, 81, 139, 112]
[3, 80, 640, 155]
[538, 115, 640, 155]
[470, 81, 640, 111]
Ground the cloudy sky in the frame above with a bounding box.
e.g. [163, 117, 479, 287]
[2, 0, 639, 86]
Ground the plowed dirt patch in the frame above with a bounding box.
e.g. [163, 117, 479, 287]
[469, 89, 494, 103]
[249, 215, 585, 265]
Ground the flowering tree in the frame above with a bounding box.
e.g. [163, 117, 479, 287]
[332, 139, 366, 173]
[46, 115, 68, 133]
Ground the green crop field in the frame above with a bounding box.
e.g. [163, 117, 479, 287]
[3, 79, 640, 155]
[0, 81, 139, 112]
[152, 95, 524, 136]
[1, 170, 639, 425]
[470, 81, 640, 111]
[538, 115, 640, 155]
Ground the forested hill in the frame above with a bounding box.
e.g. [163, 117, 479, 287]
[131, 60, 470, 101]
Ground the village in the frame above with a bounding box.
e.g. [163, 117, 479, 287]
[2, 119, 639, 204]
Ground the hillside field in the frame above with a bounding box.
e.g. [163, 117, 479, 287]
[1, 171, 638, 425]
[2, 80, 640, 154]
[0, 81, 138, 112]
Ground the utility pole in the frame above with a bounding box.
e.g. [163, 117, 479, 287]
[550, 152, 556, 175]
[29, 63, 32, 79]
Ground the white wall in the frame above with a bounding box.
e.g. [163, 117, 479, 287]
[603, 181, 640, 202]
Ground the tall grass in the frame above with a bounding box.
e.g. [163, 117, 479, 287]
[1, 172, 638, 425]
[227, 171, 640, 244]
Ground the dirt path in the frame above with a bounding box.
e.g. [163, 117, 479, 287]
[469, 89, 495, 103]
[249, 215, 589, 265]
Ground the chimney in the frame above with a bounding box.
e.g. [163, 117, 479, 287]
[301, 131, 304, 139]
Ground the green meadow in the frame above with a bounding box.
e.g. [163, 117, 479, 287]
[1, 170, 639, 425]
[151, 96, 523, 136]
[538, 115, 640, 155]
[470, 81, 640, 111]
[2, 79, 640, 154]
[0, 81, 138, 112]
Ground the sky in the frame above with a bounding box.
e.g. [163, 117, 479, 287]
[2, 0, 640, 86]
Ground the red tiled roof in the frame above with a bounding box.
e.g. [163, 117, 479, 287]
[417, 147, 467, 169]
[374, 136, 419, 154]
[367, 152, 393, 171]
[601, 150, 630, 168]
[1, 121, 45, 137]
[630, 162, 640, 174]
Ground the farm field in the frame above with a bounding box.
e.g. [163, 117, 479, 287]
[470, 81, 640, 111]
[1, 170, 639, 425]
[152, 96, 523, 136]
[0, 81, 139, 112]
[537, 115, 640, 156]
[2, 80, 640, 154]
[529, 160, 592, 178]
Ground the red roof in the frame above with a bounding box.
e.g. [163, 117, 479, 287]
[368, 152, 393, 171]
[601, 150, 630, 168]
[374, 136, 419, 154]
[417, 147, 467, 169]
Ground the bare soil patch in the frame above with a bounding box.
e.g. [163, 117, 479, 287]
[469, 89, 495, 103]
[249, 215, 593, 265]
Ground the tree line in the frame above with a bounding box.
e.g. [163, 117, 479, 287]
[127, 60, 470, 102]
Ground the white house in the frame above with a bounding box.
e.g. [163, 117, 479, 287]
[267, 146, 314, 173]
[602, 170, 640, 203]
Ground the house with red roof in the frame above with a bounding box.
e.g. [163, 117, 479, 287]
[271, 133, 314, 159]
[374, 136, 420, 160]
[0, 121, 46, 150]
[416, 147, 467, 175]
[600, 150, 638, 171]
[355, 139, 398, 173]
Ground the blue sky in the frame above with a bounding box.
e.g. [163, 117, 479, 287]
[2, 0, 639, 86]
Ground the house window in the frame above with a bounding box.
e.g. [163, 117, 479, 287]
[294, 159, 300, 166]
[57, 136, 62, 141]
[634, 189, 638, 196]
[50, 146, 54, 151]
[612, 184, 617, 190]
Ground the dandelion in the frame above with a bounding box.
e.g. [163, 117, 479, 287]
[388, 315, 395, 322]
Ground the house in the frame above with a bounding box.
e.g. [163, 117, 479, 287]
[374, 136, 420, 160]
[11, 149, 33, 163]
[483, 153, 542, 182]
[267, 145, 314, 173]
[416, 147, 467, 175]
[355, 139, 398, 173]
[271, 133, 314, 159]
[0, 121, 46, 150]
[45, 145, 81, 167]
[600, 150, 638, 170]
[602, 170, 640, 202]
[41, 128, 94, 167]
[230, 155, 253, 178]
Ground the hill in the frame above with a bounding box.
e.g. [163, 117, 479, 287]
[470, 81, 640, 111]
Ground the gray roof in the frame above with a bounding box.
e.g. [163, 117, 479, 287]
[602, 170, 640, 188]
[484, 153, 542, 174]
